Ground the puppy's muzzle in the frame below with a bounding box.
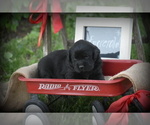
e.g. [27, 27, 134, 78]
[79, 65, 84, 71]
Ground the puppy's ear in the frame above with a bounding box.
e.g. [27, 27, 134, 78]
[93, 46, 100, 61]
[67, 49, 73, 65]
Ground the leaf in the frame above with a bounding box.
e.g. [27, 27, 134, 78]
[4, 52, 13, 60]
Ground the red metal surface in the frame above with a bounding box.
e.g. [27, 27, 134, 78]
[102, 59, 142, 76]
[19, 59, 142, 97]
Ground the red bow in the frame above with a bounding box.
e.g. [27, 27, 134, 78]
[106, 90, 150, 112]
[52, 0, 63, 33]
[105, 90, 150, 125]
[29, 0, 63, 47]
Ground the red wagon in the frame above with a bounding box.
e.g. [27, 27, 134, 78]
[19, 59, 142, 112]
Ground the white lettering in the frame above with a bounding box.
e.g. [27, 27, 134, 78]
[38, 83, 61, 90]
[38, 84, 45, 89]
[89, 35, 120, 50]
[72, 85, 79, 91]
[38, 83, 100, 91]
[72, 85, 100, 91]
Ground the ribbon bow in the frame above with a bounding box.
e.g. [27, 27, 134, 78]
[51, 0, 63, 33]
[29, 0, 63, 47]
[105, 90, 150, 125]
[106, 90, 150, 112]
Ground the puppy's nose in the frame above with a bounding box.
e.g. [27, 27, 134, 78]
[79, 65, 84, 70]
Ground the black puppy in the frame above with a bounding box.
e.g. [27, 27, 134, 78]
[38, 40, 104, 80]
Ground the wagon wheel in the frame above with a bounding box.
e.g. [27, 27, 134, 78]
[23, 99, 49, 112]
[23, 113, 49, 125]
[23, 94, 49, 113]
[92, 100, 105, 112]
[91, 100, 105, 125]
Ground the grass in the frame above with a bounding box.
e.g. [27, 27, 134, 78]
[0, 25, 43, 81]
[47, 96, 104, 112]
[46, 95, 123, 112]
[0, 25, 64, 82]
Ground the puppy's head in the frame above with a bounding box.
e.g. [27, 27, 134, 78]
[68, 40, 101, 73]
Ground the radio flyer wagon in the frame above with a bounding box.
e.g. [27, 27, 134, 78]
[19, 59, 142, 112]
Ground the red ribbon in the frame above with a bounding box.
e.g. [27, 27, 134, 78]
[106, 90, 150, 112]
[29, 13, 48, 47]
[29, 0, 48, 47]
[105, 113, 129, 125]
[29, 0, 47, 12]
[29, 0, 63, 47]
[51, 0, 63, 33]
[105, 90, 150, 125]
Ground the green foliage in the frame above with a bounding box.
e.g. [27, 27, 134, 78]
[1, 0, 30, 12]
[0, 25, 43, 81]
[131, 43, 150, 62]
[144, 43, 150, 62]
[47, 95, 105, 112]
[11, 0, 30, 11]
[0, 13, 29, 32]
[51, 32, 64, 51]
[131, 44, 138, 60]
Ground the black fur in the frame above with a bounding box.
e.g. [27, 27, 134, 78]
[38, 40, 104, 80]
